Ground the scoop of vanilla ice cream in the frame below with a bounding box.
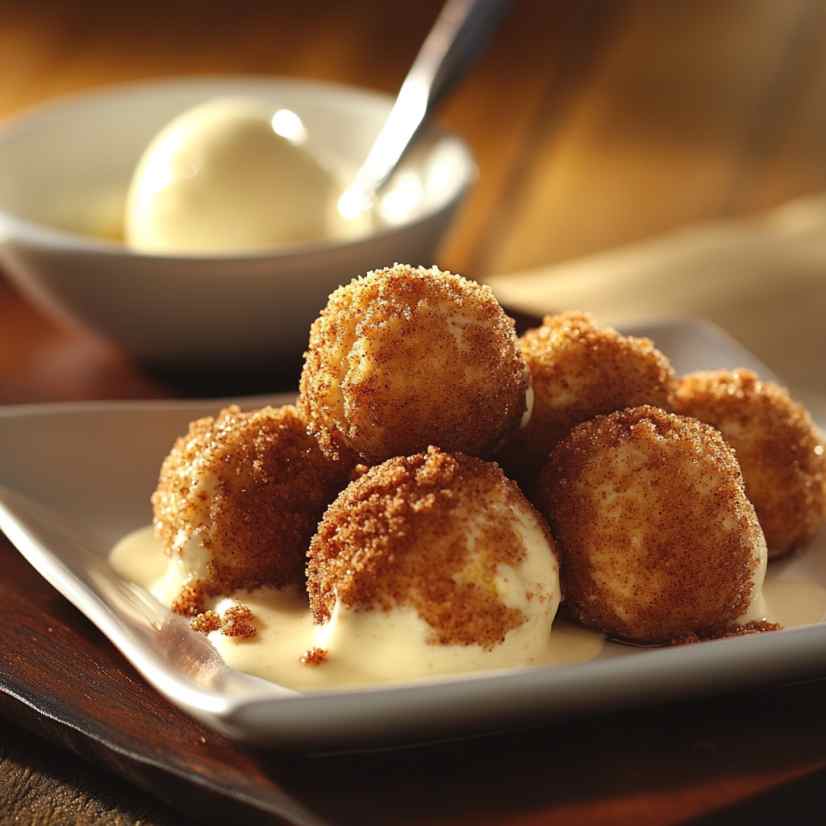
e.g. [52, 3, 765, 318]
[125, 98, 358, 253]
[312, 491, 561, 682]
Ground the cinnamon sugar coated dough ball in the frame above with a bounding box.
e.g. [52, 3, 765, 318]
[299, 264, 530, 465]
[152, 405, 351, 615]
[536, 406, 767, 643]
[673, 370, 826, 557]
[499, 312, 674, 487]
[306, 448, 561, 679]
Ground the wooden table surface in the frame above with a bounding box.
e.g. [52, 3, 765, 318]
[4, 0, 826, 823]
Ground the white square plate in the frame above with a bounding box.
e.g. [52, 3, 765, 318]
[2, 319, 825, 749]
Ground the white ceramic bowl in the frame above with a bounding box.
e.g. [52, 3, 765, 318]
[0, 77, 476, 366]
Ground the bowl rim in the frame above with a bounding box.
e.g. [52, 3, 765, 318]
[0, 74, 478, 263]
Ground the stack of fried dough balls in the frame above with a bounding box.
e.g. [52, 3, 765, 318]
[154, 264, 541, 649]
[153, 262, 826, 649]
[521, 325, 825, 642]
[299, 264, 556, 647]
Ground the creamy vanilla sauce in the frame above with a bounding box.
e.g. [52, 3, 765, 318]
[210, 590, 601, 690]
[110, 526, 601, 691]
[110, 526, 826, 692]
[761, 578, 826, 627]
[111, 526, 166, 583]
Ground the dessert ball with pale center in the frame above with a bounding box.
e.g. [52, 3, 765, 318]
[673, 369, 826, 557]
[536, 406, 767, 643]
[499, 312, 674, 491]
[306, 447, 560, 681]
[299, 264, 530, 465]
[151, 404, 351, 615]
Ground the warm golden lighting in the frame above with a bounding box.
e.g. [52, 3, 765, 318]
[337, 188, 372, 221]
[271, 108, 307, 144]
[378, 171, 424, 225]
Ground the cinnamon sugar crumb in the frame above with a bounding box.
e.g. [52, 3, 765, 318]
[308, 446, 558, 650]
[670, 620, 782, 646]
[300, 647, 329, 666]
[190, 610, 221, 634]
[172, 583, 206, 618]
[189, 605, 256, 638]
[221, 605, 256, 638]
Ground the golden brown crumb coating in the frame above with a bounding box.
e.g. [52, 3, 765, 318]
[499, 312, 675, 491]
[152, 404, 351, 608]
[673, 369, 826, 557]
[190, 606, 256, 638]
[307, 447, 558, 650]
[536, 406, 767, 643]
[221, 604, 256, 638]
[300, 647, 329, 666]
[299, 264, 530, 465]
[669, 620, 781, 646]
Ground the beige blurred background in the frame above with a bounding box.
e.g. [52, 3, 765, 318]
[3, 0, 826, 277]
[2, 0, 826, 402]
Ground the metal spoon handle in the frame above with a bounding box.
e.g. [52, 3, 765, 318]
[344, 0, 510, 209]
